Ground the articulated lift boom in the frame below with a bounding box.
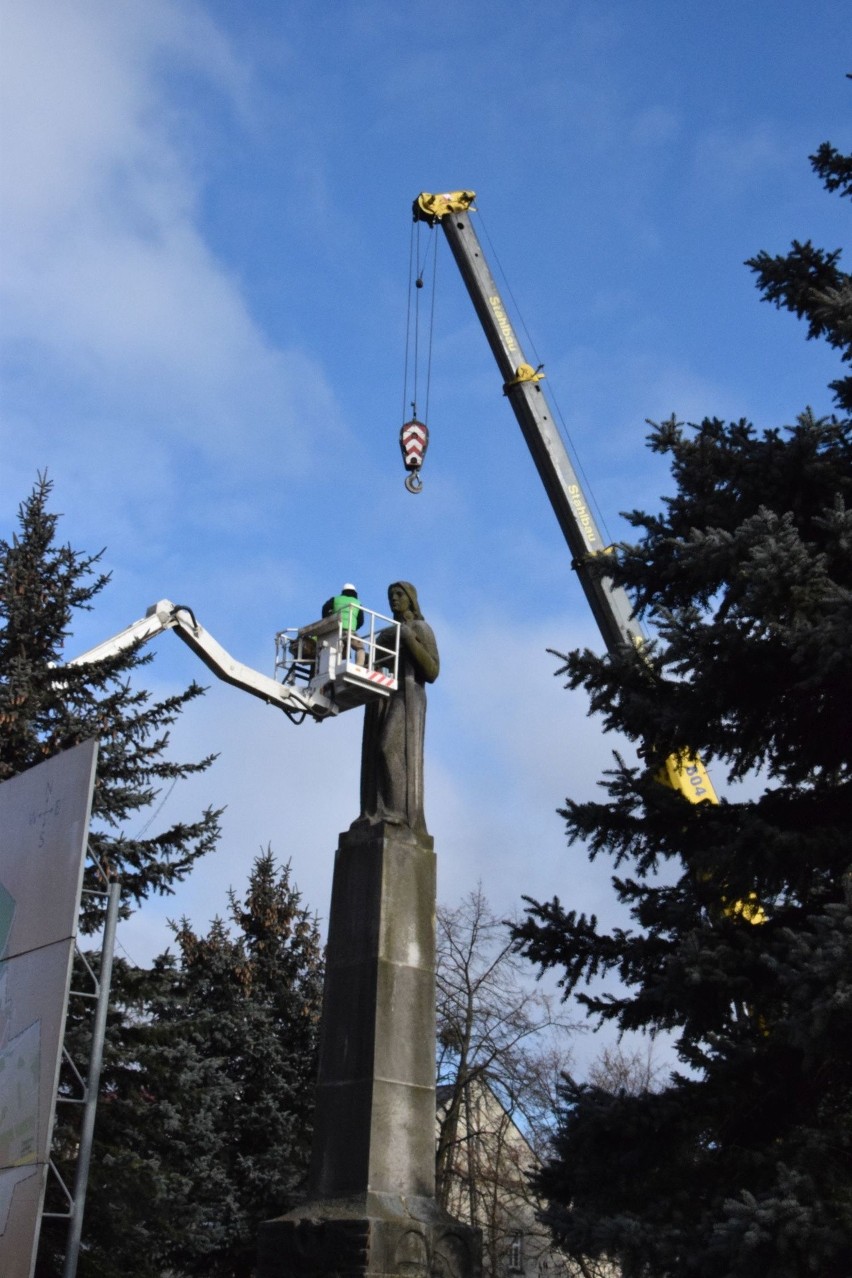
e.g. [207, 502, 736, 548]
[414, 190, 717, 805]
[66, 600, 400, 724]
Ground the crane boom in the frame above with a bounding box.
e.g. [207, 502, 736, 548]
[65, 600, 331, 720]
[65, 600, 400, 725]
[415, 191, 718, 807]
[414, 192, 643, 656]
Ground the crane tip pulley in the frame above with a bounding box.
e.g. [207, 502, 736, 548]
[413, 190, 476, 225]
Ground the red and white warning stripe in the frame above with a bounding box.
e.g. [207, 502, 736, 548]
[360, 669, 396, 688]
[344, 665, 396, 688]
[400, 418, 429, 470]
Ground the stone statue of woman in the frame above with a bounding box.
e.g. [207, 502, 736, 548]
[357, 581, 439, 835]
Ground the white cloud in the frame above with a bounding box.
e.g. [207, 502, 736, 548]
[1, 0, 242, 239]
[0, 0, 343, 534]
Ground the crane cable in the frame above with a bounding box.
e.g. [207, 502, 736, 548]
[475, 210, 765, 925]
[476, 207, 618, 553]
[400, 220, 438, 492]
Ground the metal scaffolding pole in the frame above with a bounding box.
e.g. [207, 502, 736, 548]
[61, 876, 121, 1278]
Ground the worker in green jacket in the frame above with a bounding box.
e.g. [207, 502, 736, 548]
[322, 583, 366, 665]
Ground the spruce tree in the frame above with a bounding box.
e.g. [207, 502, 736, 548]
[0, 476, 227, 1275]
[512, 143, 852, 1277]
[0, 474, 221, 924]
[77, 850, 323, 1278]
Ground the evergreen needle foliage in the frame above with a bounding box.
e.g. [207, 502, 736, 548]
[1, 483, 323, 1277]
[80, 850, 323, 1278]
[512, 139, 852, 1277]
[0, 474, 222, 928]
[0, 476, 230, 1275]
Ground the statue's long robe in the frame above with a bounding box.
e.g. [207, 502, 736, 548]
[359, 619, 438, 835]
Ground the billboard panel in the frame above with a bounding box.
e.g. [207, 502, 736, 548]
[0, 741, 98, 1278]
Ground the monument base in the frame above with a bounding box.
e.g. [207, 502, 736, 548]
[257, 816, 481, 1276]
[257, 1191, 481, 1278]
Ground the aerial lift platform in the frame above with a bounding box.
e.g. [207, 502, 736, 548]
[67, 600, 400, 724]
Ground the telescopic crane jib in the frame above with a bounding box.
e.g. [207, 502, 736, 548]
[65, 600, 401, 724]
[412, 189, 718, 809]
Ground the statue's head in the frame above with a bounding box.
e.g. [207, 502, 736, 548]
[388, 581, 423, 620]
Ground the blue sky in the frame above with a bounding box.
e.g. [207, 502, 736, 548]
[1, 1, 849, 1065]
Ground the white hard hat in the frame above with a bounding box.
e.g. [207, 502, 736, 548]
[342, 583, 357, 593]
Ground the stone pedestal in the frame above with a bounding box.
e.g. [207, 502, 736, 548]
[257, 821, 481, 1278]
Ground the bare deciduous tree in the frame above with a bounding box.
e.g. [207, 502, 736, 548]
[436, 886, 579, 1275]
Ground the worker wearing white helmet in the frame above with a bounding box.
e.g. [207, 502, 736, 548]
[322, 583, 365, 664]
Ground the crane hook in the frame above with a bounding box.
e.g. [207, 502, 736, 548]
[400, 417, 429, 495]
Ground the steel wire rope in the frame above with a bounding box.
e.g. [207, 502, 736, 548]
[402, 220, 439, 425]
[423, 227, 439, 426]
[471, 217, 734, 818]
[402, 219, 417, 423]
[133, 775, 179, 839]
[476, 208, 618, 553]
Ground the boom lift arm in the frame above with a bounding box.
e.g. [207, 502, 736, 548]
[414, 191, 716, 805]
[66, 600, 400, 725]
